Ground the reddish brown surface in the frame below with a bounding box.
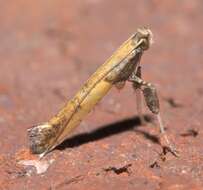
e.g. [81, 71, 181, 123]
[0, 1, 203, 189]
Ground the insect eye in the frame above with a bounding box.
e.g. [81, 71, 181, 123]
[140, 38, 150, 50]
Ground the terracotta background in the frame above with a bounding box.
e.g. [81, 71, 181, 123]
[0, 1, 202, 189]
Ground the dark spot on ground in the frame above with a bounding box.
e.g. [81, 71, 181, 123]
[103, 164, 132, 175]
[164, 97, 183, 108]
[180, 129, 198, 137]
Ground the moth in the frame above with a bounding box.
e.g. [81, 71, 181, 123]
[28, 28, 175, 157]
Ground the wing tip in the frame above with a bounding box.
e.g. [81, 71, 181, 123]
[28, 123, 56, 155]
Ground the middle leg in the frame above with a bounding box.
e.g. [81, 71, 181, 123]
[132, 66, 146, 125]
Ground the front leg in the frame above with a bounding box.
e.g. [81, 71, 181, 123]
[129, 73, 178, 156]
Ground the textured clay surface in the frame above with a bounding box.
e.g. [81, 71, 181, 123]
[0, 1, 203, 189]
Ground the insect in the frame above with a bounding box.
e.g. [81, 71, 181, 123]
[28, 28, 176, 157]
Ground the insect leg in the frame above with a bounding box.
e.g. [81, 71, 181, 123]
[132, 66, 146, 125]
[129, 73, 178, 156]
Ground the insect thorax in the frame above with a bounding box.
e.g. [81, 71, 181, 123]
[105, 49, 143, 84]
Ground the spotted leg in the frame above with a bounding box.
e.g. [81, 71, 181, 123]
[129, 72, 178, 156]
